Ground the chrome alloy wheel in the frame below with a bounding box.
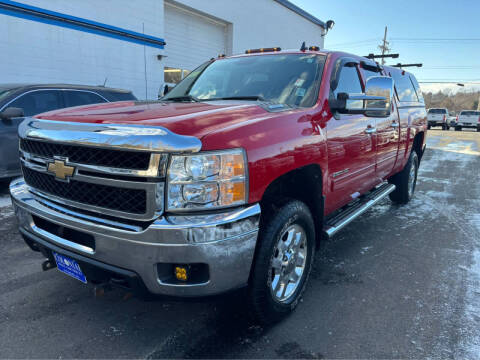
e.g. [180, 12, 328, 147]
[269, 224, 308, 302]
[407, 160, 417, 198]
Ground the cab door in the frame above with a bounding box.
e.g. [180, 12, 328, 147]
[360, 67, 400, 180]
[326, 60, 378, 211]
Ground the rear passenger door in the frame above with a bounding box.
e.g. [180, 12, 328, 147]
[326, 59, 378, 210]
[63, 90, 107, 108]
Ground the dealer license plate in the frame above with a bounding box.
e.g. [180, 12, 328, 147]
[53, 252, 87, 283]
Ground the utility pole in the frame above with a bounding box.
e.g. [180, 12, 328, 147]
[378, 26, 390, 65]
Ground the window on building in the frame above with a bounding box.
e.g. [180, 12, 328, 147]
[64, 91, 107, 107]
[9, 90, 63, 116]
[165, 67, 191, 84]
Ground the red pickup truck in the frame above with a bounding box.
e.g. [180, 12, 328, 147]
[11, 48, 427, 323]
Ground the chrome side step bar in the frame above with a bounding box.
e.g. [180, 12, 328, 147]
[324, 183, 396, 238]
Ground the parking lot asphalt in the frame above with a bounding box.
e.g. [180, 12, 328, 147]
[1, 129, 479, 359]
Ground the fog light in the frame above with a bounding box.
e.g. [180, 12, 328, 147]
[175, 266, 188, 281]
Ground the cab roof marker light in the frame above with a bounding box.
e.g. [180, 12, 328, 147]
[245, 47, 281, 54]
[309, 46, 320, 51]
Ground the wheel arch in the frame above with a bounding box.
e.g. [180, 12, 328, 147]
[412, 131, 425, 162]
[259, 164, 324, 245]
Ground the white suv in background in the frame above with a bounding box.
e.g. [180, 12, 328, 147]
[427, 108, 449, 130]
[455, 110, 480, 132]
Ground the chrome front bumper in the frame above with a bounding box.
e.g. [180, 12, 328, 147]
[10, 178, 261, 296]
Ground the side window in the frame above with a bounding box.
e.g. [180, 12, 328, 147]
[391, 71, 419, 102]
[334, 65, 363, 98]
[9, 90, 62, 116]
[362, 68, 382, 84]
[409, 75, 424, 103]
[64, 91, 107, 107]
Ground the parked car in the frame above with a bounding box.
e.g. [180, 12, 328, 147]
[427, 108, 449, 130]
[0, 84, 136, 179]
[10, 48, 426, 324]
[454, 110, 480, 131]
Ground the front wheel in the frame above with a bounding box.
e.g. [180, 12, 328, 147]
[249, 200, 315, 324]
[455, 126, 462, 131]
[388, 151, 419, 204]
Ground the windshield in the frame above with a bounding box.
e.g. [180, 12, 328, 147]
[162, 54, 326, 108]
[428, 109, 447, 114]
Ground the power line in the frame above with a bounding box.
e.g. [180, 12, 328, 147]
[422, 66, 480, 69]
[391, 37, 480, 41]
[327, 38, 380, 47]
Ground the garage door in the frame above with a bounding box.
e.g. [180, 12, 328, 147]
[164, 2, 227, 84]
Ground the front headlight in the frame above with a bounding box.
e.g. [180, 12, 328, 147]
[167, 149, 247, 211]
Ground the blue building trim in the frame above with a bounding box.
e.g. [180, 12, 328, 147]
[273, 0, 325, 28]
[0, 0, 165, 49]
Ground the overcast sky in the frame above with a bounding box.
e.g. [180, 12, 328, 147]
[293, 0, 480, 93]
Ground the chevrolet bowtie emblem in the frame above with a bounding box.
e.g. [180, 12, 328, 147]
[47, 160, 75, 180]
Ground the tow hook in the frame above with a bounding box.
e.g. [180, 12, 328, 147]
[41, 259, 56, 271]
[93, 282, 112, 298]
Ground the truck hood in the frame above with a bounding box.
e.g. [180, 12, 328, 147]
[35, 101, 272, 139]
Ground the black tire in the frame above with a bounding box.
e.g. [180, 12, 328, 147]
[388, 151, 419, 204]
[442, 124, 446, 130]
[455, 126, 461, 131]
[427, 124, 431, 130]
[477, 128, 480, 132]
[249, 200, 315, 324]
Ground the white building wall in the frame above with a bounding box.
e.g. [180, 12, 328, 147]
[172, 0, 325, 55]
[0, 0, 324, 100]
[0, 0, 165, 99]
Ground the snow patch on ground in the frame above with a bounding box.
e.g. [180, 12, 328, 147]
[0, 195, 11, 208]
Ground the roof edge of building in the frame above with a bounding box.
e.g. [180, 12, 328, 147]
[273, 0, 325, 28]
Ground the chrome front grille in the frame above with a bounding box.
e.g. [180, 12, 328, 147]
[19, 143, 166, 221]
[17, 118, 203, 222]
[20, 138, 151, 170]
[22, 165, 147, 214]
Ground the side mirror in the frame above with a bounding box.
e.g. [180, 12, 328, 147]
[163, 84, 170, 96]
[330, 76, 394, 118]
[363, 76, 394, 117]
[0, 107, 24, 120]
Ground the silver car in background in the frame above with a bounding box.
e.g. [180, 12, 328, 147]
[454, 110, 480, 132]
[427, 108, 449, 130]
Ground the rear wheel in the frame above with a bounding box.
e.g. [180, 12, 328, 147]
[427, 124, 431, 130]
[249, 200, 315, 324]
[388, 151, 419, 204]
[477, 127, 480, 132]
[455, 126, 462, 131]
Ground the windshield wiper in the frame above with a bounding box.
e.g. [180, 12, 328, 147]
[203, 95, 265, 101]
[163, 95, 199, 102]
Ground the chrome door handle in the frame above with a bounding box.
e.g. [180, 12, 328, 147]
[391, 122, 399, 128]
[365, 127, 377, 134]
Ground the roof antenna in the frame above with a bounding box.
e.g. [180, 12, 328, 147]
[103, 77, 108, 87]
[300, 41, 307, 52]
